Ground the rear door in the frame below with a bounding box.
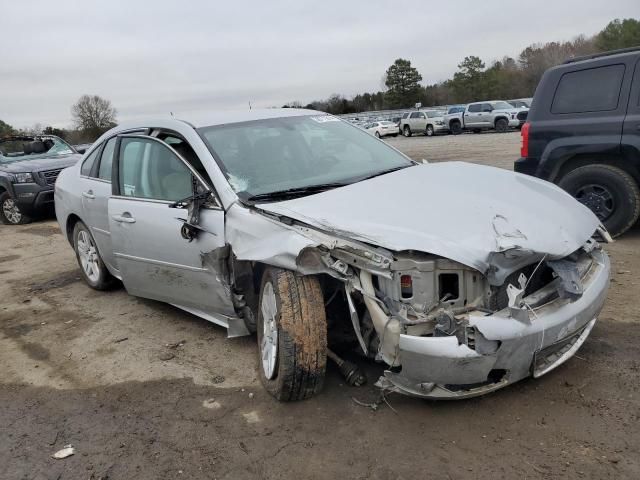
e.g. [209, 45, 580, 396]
[80, 137, 118, 271]
[464, 103, 482, 127]
[108, 134, 235, 318]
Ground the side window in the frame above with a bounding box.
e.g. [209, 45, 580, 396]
[98, 137, 117, 181]
[468, 104, 481, 113]
[81, 147, 101, 176]
[410, 112, 420, 119]
[402, 113, 409, 119]
[482, 103, 493, 112]
[118, 137, 194, 202]
[418, 113, 426, 119]
[159, 134, 211, 185]
[552, 64, 626, 114]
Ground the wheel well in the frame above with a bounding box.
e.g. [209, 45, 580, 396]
[494, 116, 508, 124]
[449, 119, 461, 127]
[552, 154, 640, 186]
[65, 213, 82, 245]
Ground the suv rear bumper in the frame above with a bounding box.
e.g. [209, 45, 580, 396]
[514, 157, 539, 176]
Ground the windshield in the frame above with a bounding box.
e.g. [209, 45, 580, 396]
[198, 115, 413, 199]
[0, 136, 75, 164]
[491, 101, 514, 110]
[426, 111, 443, 118]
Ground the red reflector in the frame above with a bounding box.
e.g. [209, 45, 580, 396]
[400, 274, 413, 298]
[520, 122, 530, 158]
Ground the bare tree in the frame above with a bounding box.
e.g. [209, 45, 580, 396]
[71, 95, 117, 139]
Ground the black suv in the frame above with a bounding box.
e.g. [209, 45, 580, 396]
[515, 47, 640, 237]
[0, 135, 82, 225]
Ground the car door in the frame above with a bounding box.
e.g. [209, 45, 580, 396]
[79, 137, 118, 271]
[464, 103, 482, 127]
[107, 134, 236, 319]
[480, 103, 495, 127]
[408, 112, 420, 130]
[415, 112, 427, 131]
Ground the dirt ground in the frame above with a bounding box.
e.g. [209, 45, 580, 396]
[1, 131, 639, 480]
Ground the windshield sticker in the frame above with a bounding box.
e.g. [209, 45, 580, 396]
[310, 116, 340, 123]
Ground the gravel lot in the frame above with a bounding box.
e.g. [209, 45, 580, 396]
[1, 131, 639, 480]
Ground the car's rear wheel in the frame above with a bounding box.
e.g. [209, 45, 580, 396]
[558, 164, 640, 237]
[495, 118, 508, 133]
[403, 125, 412, 137]
[257, 268, 327, 401]
[450, 121, 462, 135]
[73, 221, 117, 290]
[0, 192, 32, 225]
[425, 125, 434, 137]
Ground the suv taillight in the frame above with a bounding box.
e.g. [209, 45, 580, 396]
[520, 122, 530, 157]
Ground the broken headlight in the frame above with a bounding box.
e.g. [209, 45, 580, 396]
[12, 172, 34, 184]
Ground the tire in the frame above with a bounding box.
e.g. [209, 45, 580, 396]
[472, 129, 482, 134]
[495, 118, 508, 133]
[450, 121, 462, 135]
[375, 131, 381, 138]
[257, 268, 327, 401]
[73, 221, 117, 290]
[558, 164, 640, 237]
[425, 125, 434, 137]
[403, 125, 412, 137]
[0, 191, 32, 225]
[392, 134, 398, 137]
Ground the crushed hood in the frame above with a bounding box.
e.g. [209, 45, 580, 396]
[257, 162, 600, 274]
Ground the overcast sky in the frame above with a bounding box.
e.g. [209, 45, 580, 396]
[2, 0, 638, 128]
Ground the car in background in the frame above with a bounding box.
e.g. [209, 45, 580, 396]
[399, 110, 447, 137]
[445, 101, 519, 134]
[507, 98, 532, 128]
[516, 47, 640, 237]
[364, 121, 399, 138]
[0, 135, 82, 224]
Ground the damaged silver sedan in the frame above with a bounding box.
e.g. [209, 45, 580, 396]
[55, 109, 611, 401]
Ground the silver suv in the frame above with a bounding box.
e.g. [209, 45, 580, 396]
[399, 110, 447, 137]
[55, 109, 610, 401]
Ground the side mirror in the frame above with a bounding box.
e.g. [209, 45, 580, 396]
[75, 147, 87, 154]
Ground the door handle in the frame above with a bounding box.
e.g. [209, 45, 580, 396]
[112, 213, 136, 224]
[82, 190, 95, 199]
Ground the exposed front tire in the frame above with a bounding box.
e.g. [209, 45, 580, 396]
[73, 221, 117, 290]
[450, 121, 462, 135]
[558, 164, 640, 237]
[425, 125, 434, 137]
[403, 125, 412, 137]
[0, 192, 32, 225]
[495, 118, 508, 133]
[257, 268, 327, 401]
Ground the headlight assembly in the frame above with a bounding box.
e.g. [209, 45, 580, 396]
[13, 173, 34, 183]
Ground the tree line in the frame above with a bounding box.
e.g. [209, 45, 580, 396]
[287, 18, 640, 114]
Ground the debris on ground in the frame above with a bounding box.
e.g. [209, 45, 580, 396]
[114, 337, 128, 343]
[158, 352, 175, 361]
[211, 375, 225, 384]
[166, 340, 186, 349]
[51, 445, 75, 459]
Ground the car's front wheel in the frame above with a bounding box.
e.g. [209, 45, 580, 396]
[450, 121, 462, 135]
[73, 221, 116, 290]
[495, 118, 508, 133]
[257, 268, 327, 401]
[0, 192, 32, 225]
[426, 125, 434, 137]
[559, 164, 640, 237]
[403, 125, 412, 137]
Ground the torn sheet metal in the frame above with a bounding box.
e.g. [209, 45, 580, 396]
[255, 162, 600, 280]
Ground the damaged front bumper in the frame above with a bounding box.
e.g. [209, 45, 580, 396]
[378, 249, 610, 399]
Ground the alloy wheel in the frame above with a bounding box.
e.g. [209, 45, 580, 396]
[2, 198, 22, 224]
[77, 230, 101, 283]
[260, 281, 279, 380]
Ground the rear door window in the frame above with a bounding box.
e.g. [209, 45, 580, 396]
[81, 147, 101, 176]
[552, 64, 626, 114]
[98, 137, 117, 181]
[468, 104, 481, 113]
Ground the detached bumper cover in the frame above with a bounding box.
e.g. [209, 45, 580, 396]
[379, 249, 610, 399]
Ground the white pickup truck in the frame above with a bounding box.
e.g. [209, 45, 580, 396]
[443, 101, 520, 134]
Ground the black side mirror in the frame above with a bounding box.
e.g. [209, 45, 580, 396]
[75, 147, 87, 154]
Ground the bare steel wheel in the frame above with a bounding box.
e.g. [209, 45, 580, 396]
[73, 221, 116, 290]
[0, 192, 31, 225]
[257, 268, 327, 401]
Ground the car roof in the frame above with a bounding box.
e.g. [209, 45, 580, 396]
[114, 108, 322, 132]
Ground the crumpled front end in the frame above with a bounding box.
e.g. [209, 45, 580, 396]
[377, 245, 610, 399]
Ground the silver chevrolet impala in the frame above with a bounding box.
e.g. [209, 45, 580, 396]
[55, 109, 611, 401]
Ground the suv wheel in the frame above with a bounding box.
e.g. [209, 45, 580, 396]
[0, 192, 31, 225]
[403, 125, 412, 137]
[559, 164, 640, 237]
[257, 268, 327, 401]
[495, 118, 508, 133]
[73, 221, 117, 290]
[425, 125, 434, 137]
[450, 121, 462, 135]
